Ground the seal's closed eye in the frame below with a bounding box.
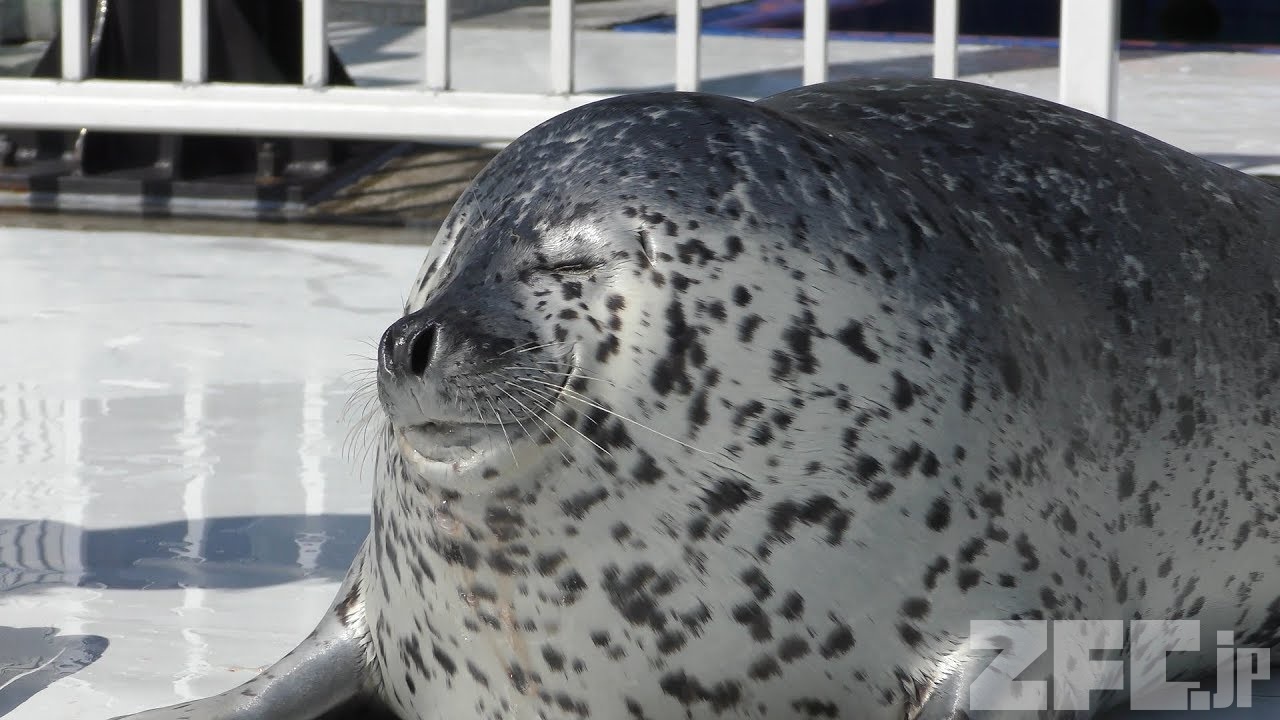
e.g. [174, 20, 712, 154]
[537, 256, 604, 274]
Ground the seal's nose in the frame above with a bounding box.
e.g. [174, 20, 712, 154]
[380, 311, 439, 377]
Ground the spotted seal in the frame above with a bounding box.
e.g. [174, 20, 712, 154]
[111, 78, 1280, 720]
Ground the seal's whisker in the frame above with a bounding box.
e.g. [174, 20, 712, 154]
[355, 399, 382, 439]
[490, 393, 535, 451]
[506, 379, 611, 456]
[342, 364, 378, 378]
[342, 369, 377, 384]
[501, 339, 570, 356]
[343, 392, 376, 425]
[509, 382, 613, 459]
[518, 357, 582, 363]
[498, 339, 566, 357]
[340, 380, 379, 419]
[349, 416, 389, 490]
[495, 384, 572, 465]
[477, 394, 518, 466]
[340, 375, 384, 467]
[351, 419, 376, 488]
[520, 377, 718, 459]
[342, 374, 377, 391]
[511, 383, 603, 460]
[350, 396, 385, 458]
[506, 365, 617, 387]
[342, 405, 379, 454]
[342, 382, 376, 403]
[516, 381, 576, 419]
[358, 419, 384, 481]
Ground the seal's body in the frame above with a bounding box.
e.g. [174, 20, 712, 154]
[112, 79, 1280, 720]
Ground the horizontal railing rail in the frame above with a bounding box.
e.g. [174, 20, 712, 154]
[0, 0, 1120, 144]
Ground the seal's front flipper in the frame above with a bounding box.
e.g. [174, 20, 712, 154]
[910, 649, 999, 720]
[110, 545, 386, 720]
[911, 646, 1093, 720]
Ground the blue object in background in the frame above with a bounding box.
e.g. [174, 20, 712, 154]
[616, 0, 1280, 51]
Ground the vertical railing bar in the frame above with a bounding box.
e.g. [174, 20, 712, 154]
[932, 0, 958, 80]
[1059, 0, 1119, 119]
[802, 0, 828, 85]
[60, 0, 87, 81]
[426, 0, 451, 90]
[675, 0, 700, 92]
[181, 0, 208, 83]
[302, 0, 328, 87]
[549, 0, 574, 94]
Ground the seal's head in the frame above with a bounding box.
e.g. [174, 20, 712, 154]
[377, 92, 852, 488]
[374, 203, 612, 481]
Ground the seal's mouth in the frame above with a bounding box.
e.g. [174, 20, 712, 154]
[394, 363, 574, 467]
[397, 420, 511, 465]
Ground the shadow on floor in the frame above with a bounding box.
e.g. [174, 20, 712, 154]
[0, 626, 108, 718]
[0, 514, 369, 593]
[1200, 153, 1280, 175]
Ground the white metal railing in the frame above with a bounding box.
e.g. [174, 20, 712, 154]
[932, 0, 958, 81]
[0, 0, 1119, 145]
[426, 0, 449, 90]
[803, 0, 828, 86]
[58, 0, 88, 81]
[303, 0, 329, 87]
[1059, 0, 1119, 119]
[181, 0, 207, 83]
[676, 0, 699, 91]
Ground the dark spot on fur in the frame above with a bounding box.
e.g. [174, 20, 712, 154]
[890, 371, 914, 410]
[836, 321, 879, 363]
[702, 478, 762, 515]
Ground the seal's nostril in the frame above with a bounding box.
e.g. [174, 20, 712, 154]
[379, 325, 397, 372]
[408, 324, 436, 376]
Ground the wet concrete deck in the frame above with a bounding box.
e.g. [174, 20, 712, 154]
[0, 226, 419, 718]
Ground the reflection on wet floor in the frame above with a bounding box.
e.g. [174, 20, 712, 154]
[0, 373, 393, 589]
[0, 381, 374, 593]
[0, 227, 422, 718]
[0, 514, 367, 592]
